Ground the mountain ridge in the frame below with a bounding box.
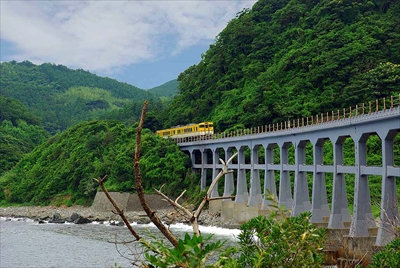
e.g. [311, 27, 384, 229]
[0, 60, 160, 133]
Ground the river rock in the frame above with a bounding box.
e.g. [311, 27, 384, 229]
[74, 216, 92, 224]
[67, 212, 80, 222]
[48, 212, 65, 223]
[67, 212, 91, 224]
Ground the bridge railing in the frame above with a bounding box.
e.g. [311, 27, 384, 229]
[176, 94, 400, 143]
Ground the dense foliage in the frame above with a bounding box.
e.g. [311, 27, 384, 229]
[0, 61, 159, 134]
[370, 235, 400, 268]
[0, 96, 50, 175]
[148, 79, 179, 98]
[230, 199, 326, 268]
[1, 0, 399, 210]
[142, 232, 225, 268]
[0, 120, 192, 206]
[138, 199, 326, 268]
[166, 0, 400, 131]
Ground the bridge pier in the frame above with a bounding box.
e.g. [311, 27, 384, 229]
[329, 136, 351, 228]
[211, 149, 220, 198]
[223, 148, 235, 200]
[248, 145, 262, 207]
[261, 144, 278, 209]
[235, 146, 248, 204]
[350, 133, 375, 237]
[278, 142, 293, 210]
[376, 128, 399, 246]
[310, 138, 330, 222]
[201, 149, 208, 190]
[292, 140, 312, 216]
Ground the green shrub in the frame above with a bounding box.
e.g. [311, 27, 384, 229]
[224, 193, 327, 268]
[141, 232, 225, 268]
[370, 236, 400, 268]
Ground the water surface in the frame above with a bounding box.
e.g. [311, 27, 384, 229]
[1, 218, 239, 268]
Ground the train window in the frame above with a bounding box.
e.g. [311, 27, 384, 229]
[199, 124, 204, 128]
[178, 130, 181, 134]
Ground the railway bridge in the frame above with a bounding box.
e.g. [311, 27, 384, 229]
[177, 97, 400, 248]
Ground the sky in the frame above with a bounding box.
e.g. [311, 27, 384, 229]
[0, 0, 257, 89]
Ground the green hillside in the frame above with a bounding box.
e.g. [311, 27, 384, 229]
[0, 61, 160, 134]
[0, 120, 192, 206]
[166, 0, 400, 131]
[148, 79, 179, 97]
[1, 0, 400, 207]
[0, 96, 50, 175]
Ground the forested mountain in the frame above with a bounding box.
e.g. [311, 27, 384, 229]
[166, 0, 400, 131]
[0, 120, 193, 205]
[148, 79, 179, 97]
[1, 0, 400, 207]
[0, 61, 160, 134]
[0, 96, 50, 175]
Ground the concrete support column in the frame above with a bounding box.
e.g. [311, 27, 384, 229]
[350, 134, 375, 237]
[262, 145, 278, 209]
[292, 141, 311, 216]
[310, 139, 330, 222]
[329, 136, 351, 228]
[201, 150, 207, 190]
[190, 150, 198, 176]
[190, 150, 196, 165]
[248, 146, 262, 207]
[211, 149, 220, 198]
[223, 149, 235, 200]
[278, 142, 293, 210]
[376, 130, 399, 246]
[235, 147, 248, 204]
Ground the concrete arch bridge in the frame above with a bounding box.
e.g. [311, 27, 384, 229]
[177, 96, 400, 250]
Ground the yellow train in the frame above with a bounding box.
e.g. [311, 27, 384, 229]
[156, 122, 214, 139]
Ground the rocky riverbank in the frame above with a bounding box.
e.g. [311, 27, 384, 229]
[0, 205, 224, 227]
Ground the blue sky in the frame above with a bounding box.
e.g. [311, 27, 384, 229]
[0, 0, 257, 89]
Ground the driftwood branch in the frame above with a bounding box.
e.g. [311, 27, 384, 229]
[94, 175, 141, 241]
[134, 100, 179, 247]
[154, 152, 238, 237]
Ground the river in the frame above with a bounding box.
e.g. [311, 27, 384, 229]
[0, 217, 240, 268]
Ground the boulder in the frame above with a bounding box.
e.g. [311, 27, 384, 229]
[49, 212, 65, 223]
[67, 212, 80, 222]
[68, 212, 92, 224]
[74, 216, 92, 224]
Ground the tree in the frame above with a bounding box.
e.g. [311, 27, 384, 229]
[95, 101, 327, 267]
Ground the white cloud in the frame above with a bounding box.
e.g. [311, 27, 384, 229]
[0, 0, 257, 74]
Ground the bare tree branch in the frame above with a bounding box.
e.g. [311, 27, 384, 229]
[134, 100, 179, 247]
[94, 175, 141, 241]
[154, 152, 238, 237]
[154, 188, 194, 219]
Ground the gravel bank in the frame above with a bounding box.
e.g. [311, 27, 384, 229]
[0, 205, 224, 226]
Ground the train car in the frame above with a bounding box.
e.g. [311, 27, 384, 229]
[156, 122, 214, 139]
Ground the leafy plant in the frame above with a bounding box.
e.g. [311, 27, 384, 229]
[233, 194, 326, 268]
[369, 236, 400, 268]
[141, 231, 225, 268]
